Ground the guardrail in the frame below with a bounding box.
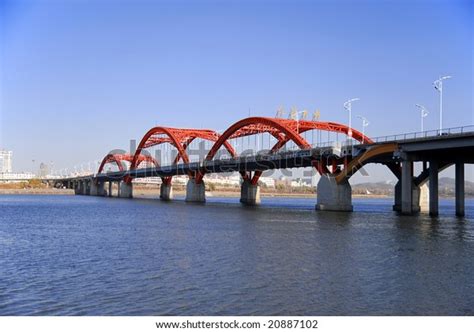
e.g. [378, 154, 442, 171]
[307, 125, 474, 147]
[370, 125, 474, 143]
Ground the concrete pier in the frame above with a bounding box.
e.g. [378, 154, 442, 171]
[98, 181, 105, 196]
[90, 181, 105, 196]
[401, 161, 414, 215]
[316, 175, 352, 212]
[90, 181, 98, 196]
[108, 181, 113, 197]
[393, 180, 422, 214]
[429, 161, 439, 216]
[75, 181, 85, 195]
[84, 180, 91, 195]
[393, 181, 401, 211]
[240, 180, 261, 205]
[119, 181, 133, 198]
[185, 178, 206, 203]
[455, 162, 465, 217]
[160, 183, 173, 201]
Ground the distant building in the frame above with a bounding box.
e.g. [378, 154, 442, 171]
[292, 177, 311, 187]
[206, 174, 240, 186]
[0, 172, 35, 181]
[39, 163, 50, 178]
[0, 150, 13, 173]
[258, 177, 275, 188]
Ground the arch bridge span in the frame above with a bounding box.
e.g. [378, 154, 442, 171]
[57, 117, 474, 216]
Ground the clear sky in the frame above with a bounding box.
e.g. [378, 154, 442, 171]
[0, 0, 473, 181]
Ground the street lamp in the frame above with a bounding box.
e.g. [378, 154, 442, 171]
[415, 104, 429, 132]
[357, 115, 370, 143]
[433, 75, 452, 134]
[344, 98, 359, 139]
[289, 108, 308, 133]
[276, 106, 285, 118]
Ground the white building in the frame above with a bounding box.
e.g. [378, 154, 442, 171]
[206, 174, 241, 186]
[258, 176, 275, 188]
[0, 150, 13, 173]
[291, 178, 312, 188]
[0, 172, 35, 180]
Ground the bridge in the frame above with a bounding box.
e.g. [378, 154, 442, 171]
[53, 116, 474, 216]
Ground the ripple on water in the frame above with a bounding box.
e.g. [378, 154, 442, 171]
[0, 195, 473, 315]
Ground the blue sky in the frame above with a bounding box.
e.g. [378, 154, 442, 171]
[0, 0, 472, 181]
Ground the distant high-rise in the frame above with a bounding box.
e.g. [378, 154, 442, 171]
[0, 150, 13, 173]
[39, 162, 50, 178]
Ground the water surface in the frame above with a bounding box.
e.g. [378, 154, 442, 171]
[1, 195, 473, 315]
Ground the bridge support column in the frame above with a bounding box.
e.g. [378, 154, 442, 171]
[455, 162, 465, 217]
[85, 180, 91, 195]
[429, 161, 439, 216]
[315, 175, 352, 212]
[393, 180, 421, 213]
[393, 181, 401, 211]
[90, 181, 105, 196]
[400, 161, 423, 215]
[98, 181, 105, 196]
[108, 181, 113, 197]
[186, 179, 206, 203]
[160, 183, 173, 201]
[240, 180, 261, 206]
[90, 181, 97, 196]
[76, 181, 85, 195]
[119, 181, 133, 198]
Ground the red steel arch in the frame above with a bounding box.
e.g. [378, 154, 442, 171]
[254, 120, 373, 183]
[99, 117, 375, 185]
[129, 126, 237, 184]
[98, 153, 158, 174]
[195, 117, 372, 184]
[298, 120, 372, 143]
[195, 117, 312, 183]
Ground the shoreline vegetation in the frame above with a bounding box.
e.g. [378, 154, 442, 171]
[0, 180, 471, 198]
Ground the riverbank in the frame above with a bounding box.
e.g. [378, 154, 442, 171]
[0, 187, 389, 198]
[0, 188, 75, 195]
[2, 187, 469, 199]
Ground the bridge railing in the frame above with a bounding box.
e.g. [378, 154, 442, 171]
[236, 124, 474, 157]
[369, 125, 474, 143]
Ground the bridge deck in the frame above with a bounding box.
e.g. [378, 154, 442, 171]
[55, 130, 474, 183]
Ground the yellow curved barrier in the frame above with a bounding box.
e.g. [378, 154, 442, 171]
[335, 143, 398, 184]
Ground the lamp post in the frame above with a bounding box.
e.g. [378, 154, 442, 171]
[357, 116, 369, 143]
[415, 104, 429, 132]
[343, 98, 359, 139]
[276, 106, 285, 118]
[433, 75, 451, 134]
[289, 109, 308, 133]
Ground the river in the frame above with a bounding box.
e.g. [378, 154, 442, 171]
[1, 195, 473, 315]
